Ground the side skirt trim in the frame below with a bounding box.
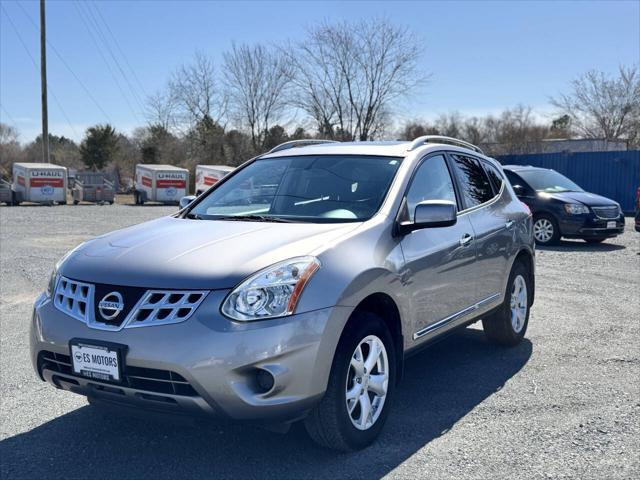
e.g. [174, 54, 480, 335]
[412, 293, 501, 340]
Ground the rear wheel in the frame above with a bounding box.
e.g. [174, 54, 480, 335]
[533, 214, 560, 245]
[304, 312, 396, 451]
[483, 261, 531, 346]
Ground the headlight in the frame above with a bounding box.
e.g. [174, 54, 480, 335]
[46, 268, 59, 297]
[221, 256, 321, 321]
[46, 240, 88, 297]
[564, 203, 589, 215]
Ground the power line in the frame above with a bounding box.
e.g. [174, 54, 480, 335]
[1, 4, 80, 138]
[92, 2, 147, 101]
[15, 1, 113, 123]
[82, 2, 146, 113]
[1, 103, 19, 127]
[72, 1, 141, 123]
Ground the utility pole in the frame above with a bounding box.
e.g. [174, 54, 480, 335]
[40, 0, 50, 163]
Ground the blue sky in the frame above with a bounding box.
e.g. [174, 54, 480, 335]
[1, 0, 638, 143]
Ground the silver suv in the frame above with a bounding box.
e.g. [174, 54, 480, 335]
[31, 136, 535, 451]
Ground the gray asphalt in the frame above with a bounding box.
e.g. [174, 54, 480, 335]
[1, 205, 638, 479]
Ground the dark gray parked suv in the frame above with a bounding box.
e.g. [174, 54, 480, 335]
[31, 136, 535, 451]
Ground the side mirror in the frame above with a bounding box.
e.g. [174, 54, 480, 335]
[179, 195, 196, 209]
[398, 200, 457, 235]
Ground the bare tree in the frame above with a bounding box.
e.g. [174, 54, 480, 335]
[462, 116, 488, 146]
[480, 105, 546, 155]
[166, 53, 230, 164]
[284, 26, 351, 139]
[145, 90, 177, 131]
[551, 65, 640, 145]
[169, 52, 227, 129]
[223, 43, 293, 150]
[399, 106, 550, 155]
[288, 19, 425, 140]
[0, 123, 23, 179]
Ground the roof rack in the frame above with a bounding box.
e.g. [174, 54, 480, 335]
[268, 139, 340, 154]
[408, 135, 484, 155]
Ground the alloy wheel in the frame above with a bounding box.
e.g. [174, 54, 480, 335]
[345, 335, 389, 431]
[510, 274, 528, 333]
[533, 218, 554, 243]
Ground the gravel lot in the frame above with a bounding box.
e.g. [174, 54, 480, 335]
[1, 204, 638, 479]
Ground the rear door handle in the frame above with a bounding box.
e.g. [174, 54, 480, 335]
[460, 234, 474, 247]
[505, 220, 515, 229]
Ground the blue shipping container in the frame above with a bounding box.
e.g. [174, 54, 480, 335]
[496, 150, 640, 213]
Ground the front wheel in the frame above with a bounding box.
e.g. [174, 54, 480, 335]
[482, 261, 531, 346]
[304, 312, 396, 451]
[533, 214, 560, 245]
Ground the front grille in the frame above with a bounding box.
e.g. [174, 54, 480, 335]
[127, 290, 207, 327]
[39, 351, 198, 397]
[92, 282, 146, 328]
[53, 277, 208, 330]
[54, 277, 93, 323]
[592, 206, 620, 219]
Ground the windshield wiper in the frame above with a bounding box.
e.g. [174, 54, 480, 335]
[185, 212, 204, 220]
[212, 214, 296, 223]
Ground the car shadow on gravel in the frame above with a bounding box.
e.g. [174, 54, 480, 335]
[123, 203, 180, 207]
[0, 328, 532, 480]
[537, 240, 626, 252]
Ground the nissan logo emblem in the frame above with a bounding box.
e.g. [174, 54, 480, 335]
[98, 292, 124, 320]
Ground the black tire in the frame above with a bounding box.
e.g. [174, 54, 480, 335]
[585, 237, 606, 244]
[533, 214, 560, 245]
[73, 200, 79, 205]
[304, 312, 396, 451]
[134, 191, 140, 205]
[482, 261, 531, 347]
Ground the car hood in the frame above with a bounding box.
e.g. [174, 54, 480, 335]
[540, 191, 618, 207]
[60, 216, 361, 289]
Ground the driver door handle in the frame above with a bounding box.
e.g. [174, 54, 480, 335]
[460, 233, 474, 247]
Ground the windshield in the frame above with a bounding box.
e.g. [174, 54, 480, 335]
[517, 169, 583, 193]
[188, 155, 403, 223]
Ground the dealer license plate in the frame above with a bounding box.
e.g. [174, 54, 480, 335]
[70, 341, 122, 382]
[607, 221, 617, 229]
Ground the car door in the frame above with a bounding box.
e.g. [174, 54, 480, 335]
[399, 154, 478, 340]
[448, 154, 513, 306]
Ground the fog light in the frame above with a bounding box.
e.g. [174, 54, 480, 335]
[256, 369, 275, 393]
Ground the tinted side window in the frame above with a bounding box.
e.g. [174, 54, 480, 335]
[405, 155, 457, 221]
[450, 154, 494, 209]
[483, 161, 504, 194]
[504, 170, 528, 191]
[504, 170, 520, 185]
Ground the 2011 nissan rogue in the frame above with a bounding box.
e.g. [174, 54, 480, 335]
[31, 136, 535, 451]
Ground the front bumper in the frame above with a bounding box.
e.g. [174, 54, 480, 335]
[558, 213, 625, 239]
[30, 291, 352, 422]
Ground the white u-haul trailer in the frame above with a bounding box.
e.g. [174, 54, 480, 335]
[195, 165, 235, 195]
[134, 164, 189, 205]
[12, 163, 68, 205]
